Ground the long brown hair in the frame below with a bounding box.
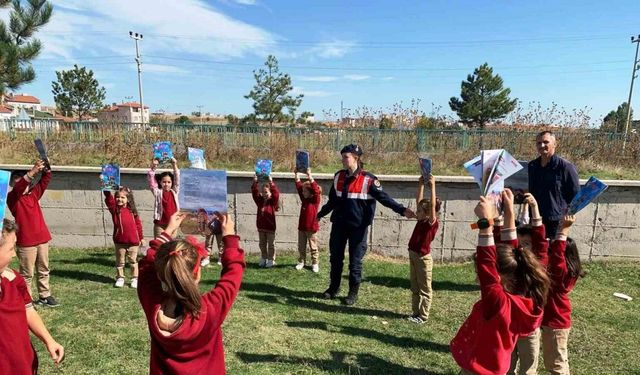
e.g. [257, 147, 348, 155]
[496, 244, 551, 307]
[116, 186, 139, 216]
[302, 181, 322, 196]
[154, 240, 202, 318]
[565, 237, 586, 279]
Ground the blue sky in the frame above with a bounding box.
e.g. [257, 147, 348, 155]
[19, 0, 640, 123]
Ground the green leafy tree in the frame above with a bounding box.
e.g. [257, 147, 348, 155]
[245, 55, 303, 127]
[51, 65, 106, 120]
[174, 115, 192, 125]
[296, 111, 314, 124]
[449, 63, 517, 129]
[0, 0, 53, 95]
[602, 102, 632, 133]
[379, 117, 393, 129]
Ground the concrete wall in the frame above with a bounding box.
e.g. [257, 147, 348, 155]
[2, 164, 639, 261]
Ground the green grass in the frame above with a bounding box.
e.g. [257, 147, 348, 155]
[13, 249, 640, 374]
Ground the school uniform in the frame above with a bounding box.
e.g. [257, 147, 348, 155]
[104, 191, 144, 279]
[147, 168, 180, 238]
[407, 218, 439, 321]
[251, 181, 280, 261]
[295, 180, 321, 265]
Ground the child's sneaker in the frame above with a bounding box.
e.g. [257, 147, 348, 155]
[295, 262, 305, 270]
[258, 258, 267, 267]
[36, 296, 60, 308]
[200, 258, 211, 268]
[114, 277, 125, 288]
[266, 260, 275, 268]
[217, 259, 222, 266]
[312, 264, 319, 273]
[408, 316, 427, 324]
[130, 278, 138, 289]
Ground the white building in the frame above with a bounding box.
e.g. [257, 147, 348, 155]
[97, 102, 150, 123]
[4, 93, 42, 115]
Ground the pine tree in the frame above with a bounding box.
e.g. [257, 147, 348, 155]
[602, 102, 632, 132]
[51, 65, 106, 120]
[449, 63, 517, 128]
[245, 55, 303, 126]
[0, 0, 53, 95]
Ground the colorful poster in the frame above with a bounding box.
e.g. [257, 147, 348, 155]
[567, 176, 608, 215]
[0, 170, 9, 233]
[485, 150, 523, 196]
[100, 164, 120, 191]
[463, 155, 483, 189]
[178, 169, 227, 235]
[188, 147, 206, 170]
[418, 157, 432, 182]
[295, 150, 309, 173]
[152, 141, 173, 165]
[255, 159, 272, 180]
[480, 149, 503, 195]
[34, 138, 51, 170]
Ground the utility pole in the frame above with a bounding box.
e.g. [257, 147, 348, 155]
[196, 105, 203, 124]
[340, 100, 344, 124]
[623, 34, 640, 151]
[129, 31, 145, 126]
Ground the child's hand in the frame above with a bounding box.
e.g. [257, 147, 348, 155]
[253, 173, 258, 182]
[139, 239, 145, 246]
[166, 212, 186, 234]
[502, 188, 514, 212]
[403, 208, 417, 219]
[475, 196, 494, 219]
[29, 160, 45, 177]
[428, 174, 435, 188]
[171, 157, 177, 166]
[215, 212, 235, 237]
[561, 215, 576, 228]
[151, 159, 159, 170]
[418, 175, 424, 184]
[306, 168, 311, 176]
[268, 175, 273, 183]
[46, 340, 64, 364]
[523, 193, 537, 207]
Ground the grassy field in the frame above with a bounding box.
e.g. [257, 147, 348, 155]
[11, 249, 640, 375]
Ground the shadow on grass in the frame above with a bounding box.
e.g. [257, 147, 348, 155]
[285, 320, 449, 353]
[241, 282, 405, 319]
[54, 269, 113, 284]
[236, 351, 447, 375]
[57, 253, 115, 268]
[367, 276, 479, 292]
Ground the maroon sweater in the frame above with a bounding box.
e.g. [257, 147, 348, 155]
[104, 191, 144, 245]
[7, 171, 52, 247]
[543, 239, 577, 329]
[137, 233, 245, 375]
[450, 237, 543, 375]
[0, 269, 38, 374]
[295, 180, 321, 232]
[251, 181, 279, 232]
[408, 219, 439, 256]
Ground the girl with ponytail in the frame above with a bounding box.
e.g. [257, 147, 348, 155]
[137, 212, 246, 375]
[450, 190, 550, 375]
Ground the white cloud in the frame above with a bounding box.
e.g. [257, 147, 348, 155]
[142, 63, 189, 75]
[232, 0, 257, 4]
[298, 76, 338, 82]
[307, 40, 356, 59]
[292, 86, 333, 98]
[38, 0, 279, 62]
[381, 76, 394, 81]
[344, 74, 370, 81]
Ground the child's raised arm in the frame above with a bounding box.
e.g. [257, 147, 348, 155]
[416, 176, 425, 208]
[270, 177, 280, 204]
[171, 157, 180, 193]
[147, 158, 159, 193]
[103, 190, 116, 212]
[548, 215, 575, 290]
[525, 193, 549, 265]
[251, 175, 260, 204]
[500, 189, 518, 248]
[428, 174, 436, 224]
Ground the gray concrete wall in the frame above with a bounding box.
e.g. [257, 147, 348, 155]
[2, 164, 639, 261]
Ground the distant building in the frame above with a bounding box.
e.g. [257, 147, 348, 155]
[4, 93, 42, 115]
[97, 102, 150, 123]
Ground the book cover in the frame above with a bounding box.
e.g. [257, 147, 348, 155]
[178, 169, 228, 235]
[0, 170, 9, 233]
[463, 155, 483, 189]
[188, 147, 206, 170]
[152, 141, 173, 165]
[255, 159, 272, 180]
[418, 157, 432, 182]
[567, 176, 608, 215]
[485, 149, 522, 196]
[100, 164, 120, 191]
[481, 149, 503, 196]
[295, 150, 309, 173]
[34, 138, 51, 170]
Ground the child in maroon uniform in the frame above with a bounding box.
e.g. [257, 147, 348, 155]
[251, 174, 280, 268]
[294, 168, 322, 272]
[542, 214, 583, 375]
[7, 160, 59, 307]
[450, 192, 550, 375]
[406, 174, 440, 324]
[104, 186, 144, 288]
[0, 219, 64, 373]
[148, 157, 180, 238]
[137, 212, 245, 375]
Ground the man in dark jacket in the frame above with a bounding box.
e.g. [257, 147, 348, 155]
[318, 144, 415, 305]
[528, 131, 580, 237]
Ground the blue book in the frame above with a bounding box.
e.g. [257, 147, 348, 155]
[295, 150, 309, 173]
[188, 147, 206, 170]
[255, 159, 272, 180]
[178, 169, 228, 235]
[152, 141, 173, 165]
[0, 170, 9, 233]
[418, 157, 432, 182]
[100, 163, 120, 191]
[567, 176, 608, 215]
[34, 139, 51, 170]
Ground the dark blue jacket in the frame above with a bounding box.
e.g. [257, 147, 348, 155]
[317, 169, 406, 228]
[528, 155, 580, 221]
